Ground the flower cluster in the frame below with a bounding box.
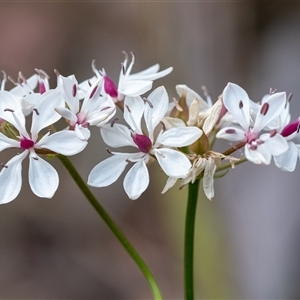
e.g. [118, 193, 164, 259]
[0, 53, 298, 204]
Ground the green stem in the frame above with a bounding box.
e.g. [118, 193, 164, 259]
[184, 179, 200, 300]
[58, 154, 162, 300]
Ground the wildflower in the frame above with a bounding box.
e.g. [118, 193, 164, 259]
[9, 70, 50, 115]
[88, 86, 202, 200]
[0, 90, 87, 204]
[79, 52, 173, 102]
[216, 83, 289, 164]
[55, 74, 116, 140]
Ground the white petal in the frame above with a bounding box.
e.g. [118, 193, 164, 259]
[253, 92, 286, 133]
[123, 160, 149, 200]
[274, 142, 298, 172]
[58, 74, 79, 113]
[28, 153, 59, 198]
[55, 107, 77, 124]
[36, 131, 87, 155]
[74, 124, 91, 141]
[223, 82, 250, 130]
[0, 132, 19, 151]
[101, 124, 136, 148]
[124, 96, 145, 133]
[156, 126, 202, 147]
[120, 80, 152, 97]
[161, 177, 177, 194]
[129, 64, 160, 78]
[261, 133, 289, 156]
[245, 144, 271, 165]
[0, 151, 27, 204]
[88, 155, 128, 187]
[145, 86, 169, 140]
[0, 91, 25, 129]
[31, 90, 64, 139]
[81, 78, 103, 111]
[153, 148, 191, 177]
[216, 126, 246, 142]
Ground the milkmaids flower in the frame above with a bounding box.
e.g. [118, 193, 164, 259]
[0, 89, 87, 204]
[79, 52, 173, 102]
[55, 74, 116, 141]
[88, 86, 202, 200]
[216, 82, 289, 164]
[9, 69, 50, 115]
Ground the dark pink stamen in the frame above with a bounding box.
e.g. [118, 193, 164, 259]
[20, 137, 34, 149]
[132, 133, 152, 153]
[72, 84, 77, 97]
[89, 85, 99, 99]
[225, 129, 236, 134]
[281, 118, 300, 137]
[260, 102, 269, 116]
[104, 75, 118, 98]
[239, 100, 243, 109]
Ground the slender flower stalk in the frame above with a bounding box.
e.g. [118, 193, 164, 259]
[58, 154, 163, 300]
[184, 179, 200, 300]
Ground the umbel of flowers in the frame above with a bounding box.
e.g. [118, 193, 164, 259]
[0, 53, 298, 204]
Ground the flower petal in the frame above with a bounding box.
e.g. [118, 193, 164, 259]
[58, 74, 79, 113]
[156, 126, 202, 147]
[0, 132, 19, 151]
[88, 155, 128, 187]
[0, 151, 27, 204]
[28, 153, 59, 198]
[120, 80, 152, 97]
[253, 92, 286, 133]
[31, 89, 64, 139]
[223, 82, 250, 130]
[161, 176, 177, 194]
[245, 144, 271, 165]
[55, 107, 77, 125]
[153, 148, 191, 177]
[216, 126, 246, 142]
[123, 160, 149, 200]
[203, 157, 216, 200]
[145, 86, 169, 140]
[124, 96, 145, 133]
[36, 131, 87, 155]
[261, 133, 289, 156]
[274, 141, 298, 172]
[101, 123, 136, 148]
[0, 91, 25, 129]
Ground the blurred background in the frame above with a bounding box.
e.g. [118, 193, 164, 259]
[1, 1, 300, 299]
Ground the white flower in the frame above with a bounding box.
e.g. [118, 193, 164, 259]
[55, 74, 116, 140]
[0, 90, 87, 204]
[9, 70, 50, 115]
[88, 86, 202, 200]
[79, 52, 173, 102]
[216, 82, 289, 164]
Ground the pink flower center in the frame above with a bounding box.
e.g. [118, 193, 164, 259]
[132, 133, 152, 153]
[76, 112, 89, 128]
[20, 136, 34, 149]
[103, 75, 118, 98]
